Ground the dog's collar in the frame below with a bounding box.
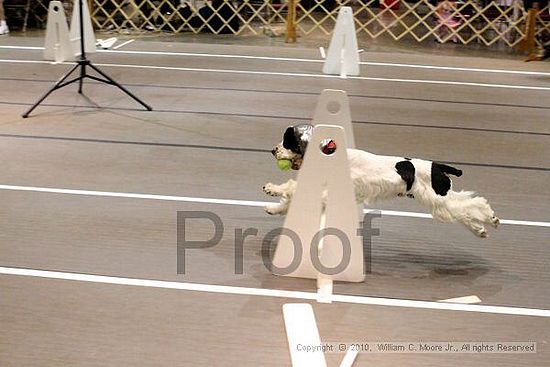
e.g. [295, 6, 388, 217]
[321, 140, 337, 155]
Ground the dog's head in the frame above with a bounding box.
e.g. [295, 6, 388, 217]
[271, 124, 313, 170]
[272, 123, 338, 170]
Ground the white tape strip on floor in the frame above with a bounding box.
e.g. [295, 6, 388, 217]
[113, 39, 135, 50]
[0, 184, 548, 228]
[283, 304, 327, 367]
[1, 59, 549, 91]
[1, 266, 549, 317]
[1, 45, 549, 77]
[439, 295, 482, 304]
[284, 303, 357, 367]
[339, 349, 359, 367]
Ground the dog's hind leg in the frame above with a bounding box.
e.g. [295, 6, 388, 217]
[430, 205, 487, 237]
[462, 218, 488, 238]
[429, 190, 498, 237]
[456, 193, 500, 229]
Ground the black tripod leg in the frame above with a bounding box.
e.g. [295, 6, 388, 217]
[22, 63, 81, 118]
[78, 62, 85, 94]
[88, 63, 152, 111]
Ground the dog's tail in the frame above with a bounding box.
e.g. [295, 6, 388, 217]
[438, 163, 462, 177]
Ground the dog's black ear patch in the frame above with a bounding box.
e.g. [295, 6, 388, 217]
[431, 163, 453, 196]
[395, 160, 416, 192]
[283, 126, 300, 153]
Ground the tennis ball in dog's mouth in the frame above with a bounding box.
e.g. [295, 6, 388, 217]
[277, 159, 292, 171]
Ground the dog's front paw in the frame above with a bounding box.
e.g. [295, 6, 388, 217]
[263, 183, 282, 197]
[265, 204, 283, 215]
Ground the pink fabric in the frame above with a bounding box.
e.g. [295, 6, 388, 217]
[436, 1, 462, 28]
[441, 17, 461, 28]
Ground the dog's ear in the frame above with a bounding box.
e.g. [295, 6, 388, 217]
[283, 126, 300, 153]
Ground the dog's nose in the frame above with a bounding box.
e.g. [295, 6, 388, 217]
[271, 148, 276, 156]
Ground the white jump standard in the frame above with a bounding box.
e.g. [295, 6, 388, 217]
[268, 125, 365, 284]
[322, 6, 360, 78]
[43, 1, 73, 63]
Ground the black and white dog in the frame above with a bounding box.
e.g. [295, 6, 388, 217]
[263, 124, 499, 238]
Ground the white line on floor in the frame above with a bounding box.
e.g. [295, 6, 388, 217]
[0, 184, 548, 228]
[1, 45, 549, 77]
[1, 266, 549, 317]
[1, 59, 549, 91]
